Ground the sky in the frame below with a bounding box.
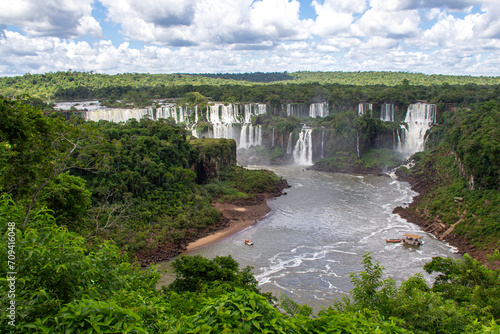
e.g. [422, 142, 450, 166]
[1, 0, 500, 77]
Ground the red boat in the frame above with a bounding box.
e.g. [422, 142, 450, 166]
[386, 238, 402, 243]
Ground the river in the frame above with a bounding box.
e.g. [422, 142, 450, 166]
[158, 164, 461, 311]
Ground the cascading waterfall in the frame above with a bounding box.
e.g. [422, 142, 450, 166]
[85, 108, 154, 122]
[286, 133, 293, 155]
[61, 101, 332, 152]
[55, 100, 102, 112]
[293, 128, 313, 165]
[356, 131, 360, 158]
[358, 103, 373, 116]
[380, 103, 394, 122]
[238, 104, 266, 149]
[286, 104, 308, 118]
[399, 103, 436, 158]
[156, 105, 191, 123]
[309, 102, 329, 118]
[208, 104, 235, 140]
[287, 103, 329, 119]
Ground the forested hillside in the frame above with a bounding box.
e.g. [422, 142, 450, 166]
[394, 100, 500, 259]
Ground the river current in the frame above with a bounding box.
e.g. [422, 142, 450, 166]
[160, 165, 461, 311]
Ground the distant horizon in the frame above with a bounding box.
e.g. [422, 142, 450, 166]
[1, 0, 500, 77]
[4, 69, 500, 79]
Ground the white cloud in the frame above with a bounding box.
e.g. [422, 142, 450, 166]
[0, 0, 102, 39]
[311, 0, 366, 37]
[1, 0, 500, 76]
[100, 0, 311, 47]
[352, 9, 420, 38]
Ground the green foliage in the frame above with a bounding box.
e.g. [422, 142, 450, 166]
[48, 299, 147, 334]
[306, 308, 411, 333]
[0, 97, 65, 199]
[226, 166, 282, 194]
[424, 254, 500, 320]
[362, 148, 404, 169]
[430, 101, 500, 189]
[173, 288, 296, 334]
[168, 255, 258, 294]
[279, 293, 313, 317]
[400, 146, 500, 250]
[314, 151, 364, 171]
[336, 253, 397, 314]
[38, 172, 92, 226]
[1, 77, 500, 333]
[201, 166, 283, 202]
[333, 252, 496, 333]
[0, 196, 162, 333]
[1, 71, 499, 102]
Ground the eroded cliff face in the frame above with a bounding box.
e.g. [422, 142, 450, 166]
[190, 138, 237, 184]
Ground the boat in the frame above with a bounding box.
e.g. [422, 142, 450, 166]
[244, 239, 254, 246]
[386, 238, 402, 243]
[402, 233, 423, 246]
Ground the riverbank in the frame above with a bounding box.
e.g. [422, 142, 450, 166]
[392, 167, 496, 268]
[137, 179, 290, 266]
[186, 194, 276, 251]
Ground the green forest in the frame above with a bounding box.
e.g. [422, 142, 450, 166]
[1, 71, 499, 333]
[1, 70, 500, 103]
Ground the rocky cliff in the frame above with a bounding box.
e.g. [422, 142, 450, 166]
[190, 138, 237, 184]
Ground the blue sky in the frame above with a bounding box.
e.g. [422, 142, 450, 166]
[1, 0, 499, 76]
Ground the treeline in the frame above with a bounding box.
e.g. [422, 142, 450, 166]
[198, 71, 294, 82]
[1, 70, 500, 102]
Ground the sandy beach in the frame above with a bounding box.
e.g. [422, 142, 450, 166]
[186, 194, 274, 251]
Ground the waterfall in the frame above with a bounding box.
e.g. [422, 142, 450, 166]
[202, 103, 264, 149]
[398, 103, 436, 158]
[286, 133, 293, 155]
[287, 103, 329, 119]
[272, 128, 275, 147]
[358, 103, 372, 116]
[55, 100, 102, 112]
[356, 131, 360, 159]
[286, 104, 309, 118]
[380, 103, 394, 122]
[85, 108, 153, 122]
[309, 102, 329, 118]
[239, 123, 262, 149]
[293, 128, 313, 165]
[156, 104, 192, 123]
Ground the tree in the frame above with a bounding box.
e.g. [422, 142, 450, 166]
[168, 255, 258, 293]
